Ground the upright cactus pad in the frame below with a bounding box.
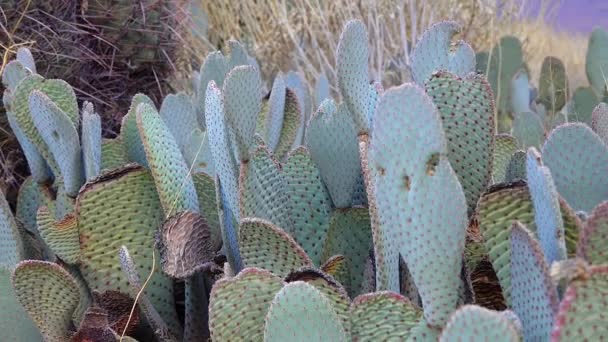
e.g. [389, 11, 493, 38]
[136, 102, 199, 215]
[2, 60, 31, 91]
[322, 208, 373, 297]
[410, 21, 475, 85]
[196, 51, 227, 128]
[336, 19, 373, 132]
[577, 201, 608, 264]
[16, 47, 36, 73]
[505, 150, 527, 182]
[283, 147, 332, 265]
[209, 268, 283, 342]
[510, 222, 559, 341]
[305, 100, 362, 208]
[551, 266, 608, 341]
[538, 56, 569, 112]
[192, 172, 223, 251]
[0, 191, 25, 267]
[120, 93, 155, 167]
[350, 292, 422, 340]
[11, 261, 81, 341]
[585, 27, 608, 95]
[101, 138, 128, 171]
[81, 102, 102, 181]
[36, 207, 80, 264]
[273, 89, 303, 160]
[439, 305, 520, 341]
[541, 123, 608, 213]
[491, 134, 519, 184]
[425, 71, 495, 214]
[263, 281, 349, 342]
[526, 148, 567, 265]
[591, 102, 608, 144]
[0, 267, 42, 341]
[363, 84, 467, 326]
[487, 36, 525, 114]
[261, 74, 287, 151]
[512, 111, 545, 149]
[159, 92, 199, 151]
[223, 65, 263, 161]
[238, 218, 312, 278]
[510, 68, 532, 114]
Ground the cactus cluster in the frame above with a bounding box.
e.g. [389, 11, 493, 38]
[2, 16, 608, 342]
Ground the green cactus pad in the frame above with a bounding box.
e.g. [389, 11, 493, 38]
[263, 281, 348, 342]
[2, 60, 30, 91]
[505, 150, 527, 182]
[492, 134, 519, 184]
[262, 74, 287, 151]
[16, 47, 36, 73]
[305, 99, 362, 208]
[336, 19, 373, 132]
[512, 111, 545, 149]
[425, 71, 495, 214]
[0, 191, 25, 268]
[273, 89, 303, 160]
[205, 82, 240, 219]
[81, 102, 102, 181]
[526, 148, 567, 265]
[577, 201, 608, 264]
[159, 92, 199, 149]
[157, 211, 214, 278]
[136, 102, 199, 215]
[363, 84, 467, 326]
[209, 267, 283, 342]
[217, 176, 243, 272]
[510, 222, 559, 341]
[322, 208, 373, 297]
[101, 138, 128, 171]
[196, 51, 228, 127]
[16, 177, 53, 234]
[351, 291, 422, 340]
[314, 74, 330, 108]
[551, 265, 608, 341]
[591, 102, 608, 144]
[0, 266, 42, 341]
[36, 206, 80, 264]
[572, 86, 599, 124]
[223, 65, 262, 161]
[120, 93, 155, 167]
[439, 305, 520, 342]
[29, 90, 84, 196]
[320, 255, 351, 292]
[238, 218, 312, 277]
[410, 21, 475, 85]
[487, 36, 525, 114]
[510, 68, 532, 114]
[408, 320, 442, 341]
[538, 56, 569, 112]
[192, 172, 222, 252]
[12, 260, 81, 341]
[238, 146, 292, 233]
[282, 147, 332, 265]
[76, 165, 180, 334]
[541, 123, 608, 213]
[285, 268, 351, 334]
[559, 197, 583, 258]
[585, 27, 608, 95]
[183, 127, 215, 175]
[284, 71, 312, 130]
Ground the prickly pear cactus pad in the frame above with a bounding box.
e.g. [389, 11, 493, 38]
[487, 36, 524, 114]
[585, 27, 608, 95]
[136, 102, 199, 215]
[120, 93, 155, 167]
[336, 19, 373, 132]
[239, 146, 292, 233]
[16, 47, 36, 73]
[81, 102, 102, 181]
[192, 172, 223, 251]
[263, 281, 349, 342]
[0, 191, 25, 267]
[29, 89, 84, 196]
[196, 51, 227, 126]
[159, 92, 199, 150]
[551, 266, 608, 341]
[157, 211, 214, 278]
[410, 21, 475, 86]
[273, 89, 303, 160]
[238, 218, 312, 278]
[0, 266, 42, 341]
[572, 86, 599, 124]
[36, 206, 80, 264]
[505, 150, 527, 182]
[260, 74, 287, 151]
[15, 177, 52, 235]
[322, 208, 373, 297]
[2, 60, 30, 91]
[209, 268, 283, 341]
[491, 134, 519, 184]
[425, 71, 495, 214]
[11, 260, 81, 341]
[510, 222, 559, 341]
[577, 201, 608, 264]
[538, 56, 569, 112]
[512, 111, 545, 149]
[75, 165, 180, 334]
[362, 83, 467, 326]
[205, 81, 240, 219]
[282, 147, 332, 265]
[510, 68, 532, 114]
[439, 305, 520, 342]
[541, 123, 608, 213]
[526, 148, 567, 264]
[305, 100, 362, 208]
[101, 138, 128, 171]
[284, 71, 312, 129]
[350, 291, 422, 340]
[223, 65, 263, 161]
[591, 102, 608, 144]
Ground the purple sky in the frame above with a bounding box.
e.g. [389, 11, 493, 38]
[525, 0, 608, 33]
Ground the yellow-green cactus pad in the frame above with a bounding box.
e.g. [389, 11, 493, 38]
[439, 305, 520, 342]
[0, 191, 25, 268]
[273, 89, 303, 161]
[577, 201, 608, 265]
[192, 172, 222, 252]
[491, 134, 518, 184]
[36, 206, 80, 264]
[101, 138, 128, 171]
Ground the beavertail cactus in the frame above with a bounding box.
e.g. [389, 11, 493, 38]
[585, 27, 608, 96]
[439, 305, 521, 341]
[539, 56, 569, 113]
